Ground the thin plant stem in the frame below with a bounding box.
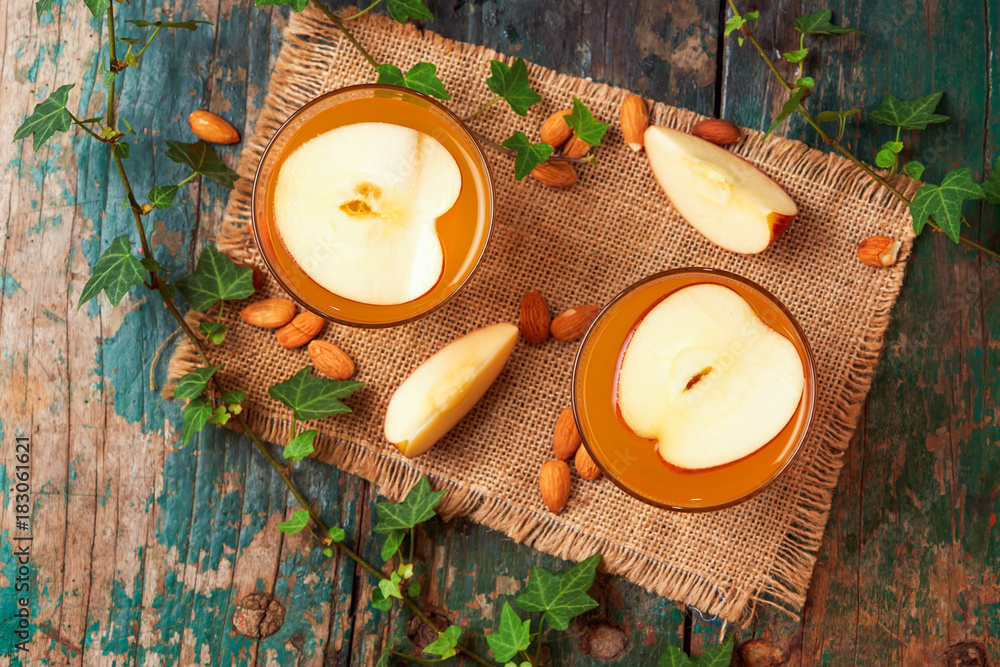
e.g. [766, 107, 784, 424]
[136, 26, 163, 58]
[534, 616, 544, 665]
[471, 130, 592, 164]
[310, 0, 379, 68]
[342, 0, 383, 21]
[68, 111, 106, 142]
[408, 526, 415, 563]
[106, 2, 116, 127]
[388, 650, 444, 664]
[464, 95, 500, 123]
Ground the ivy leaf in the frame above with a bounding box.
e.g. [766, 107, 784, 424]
[175, 245, 254, 311]
[322, 547, 333, 557]
[723, 9, 757, 37]
[784, 49, 808, 63]
[816, 110, 841, 122]
[283, 429, 317, 462]
[375, 62, 450, 100]
[112, 140, 130, 159]
[77, 234, 146, 307]
[163, 140, 239, 189]
[486, 58, 542, 116]
[118, 37, 144, 46]
[695, 637, 735, 667]
[13, 84, 74, 151]
[875, 148, 897, 169]
[565, 96, 609, 147]
[221, 390, 246, 404]
[386, 0, 433, 23]
[83, 0, 111, 18]
[126, 19, 211, 30]
[208, 405, 231, 425]
[140, 257, 167, 274]
[658, 646, 695, 667]
[486, 602, 531, 663]
[378, 573, 403, 601]
[763, 86, 806, 140]
[381, 529, 406, 561]
[397, 562, 414, 580]
[181, 397, 213, 447]
[373, 476, 447, 534]
[501, 131, 554, 180]
[254, 0, 309, 12]
[869, 91, 949, 131]
[370, 586, 394, 611]
[328, 526, 345, 542]
[173, 364, 223, 400]
[910, 168, 984, 241]
[424, 625, 461, 660]
[514, 553, 600, 631]
[276, 509, 310, 535]
[35, 0, 55, 20]
[148, 184, 179, 209]
[793, 9, 864, 35]
[980, 156, 1000, 204]
[796, 76, 814, 88]
[268, 367, 363, 421]
[407, 581, 421, 597]
[902, 161, 925, 181]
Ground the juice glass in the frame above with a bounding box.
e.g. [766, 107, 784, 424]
[572, 268, 817, 511]
[251, 84, 495, 327]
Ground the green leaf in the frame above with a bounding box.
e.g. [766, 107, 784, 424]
[35, 0, 55, 20]
[407, 581, 421, 597]
[373, 476, 447, 534]
[161, 283, 177, 299]
[112, 140, 130, 159]
[163, 140, 239, 189]
[658, 645, 695, 667]
[13, 84, 74, 151]
[796, 76, 815, 88]
[375, 62, 450, 100]
[124, 53, 139, 68]
[695, 637, 735, 667]
[385, 0, 433, 23]
[763, 86, 805, 140]
[118, 37, 144, 46]
[322, 547, 333, 557]
[869, 91, 949, 131]
[148, 184, 179, 210]
[883, 141, 904, 153]
[140, 257, 167, 274]
[902, 160, 925, 181]
[381, 529, 406, 561]
[126, 19, 211, 30]
[254, 0, 309, 11]
[784, 48, 808, 63]
[83, 0, 111, 17]
[501, 131, 554, 181]
[103, 69, 117, 87]
[378, 574, 403, 601]
[980, 156, 1000, 204]
[181, 397, 213, 447]
[175, 245, 254, 311]
[397, 562, 414, 580]
[283, 429, 317, 462]
[370, 586, 394, 611]
[564, 96, 609, 147]
[77, 234, 146, 307]
[486, 602, 531, 663]
[276, 509, 310, 535]
[222, 390, 246, 404]
[424, 625, 461, 660]
[486, 58, 542, 116]
[723, 15, 746, 37]
[173, 364, 223, 399]
[208, 405, 231, 425]
[875, 148, 897, 169]
[910, 168, 984, 241]
[268, 367, 364, 421]
[816, 110, 841, 122]
[328, 526, 345, 542]
[793, 9, 864, 35]
[514, 553, 601, 631]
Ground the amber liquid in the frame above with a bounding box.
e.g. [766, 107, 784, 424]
[259, 94, 491, 327]
[573, 270, 815, 511]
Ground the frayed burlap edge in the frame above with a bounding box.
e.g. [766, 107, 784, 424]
[167, 5, 918, 624]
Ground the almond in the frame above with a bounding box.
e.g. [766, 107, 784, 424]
[530, 161, 577, 188]
[552, 407, 581, 459]
[519, 290, 551, 344]
[188, 110, 240, 145]
[276, 311, 325, 349]
[689, 118, 742, 146]
[562, 134, 591, 159]
[550, 304, 599, 342]
[240, 298, 296, 329]
[308, 340, 355, 380]
[236, 263, 267, 292]
[540, 108, 573, 147]
[620, 94, 650, 152]
[539, 460, 572, 514]
[575, 445, 601, 480]
[857, 235, 901, 267]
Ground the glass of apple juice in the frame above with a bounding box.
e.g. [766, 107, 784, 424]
[251, 84, 495, 328]
[571, 268, 817, 511]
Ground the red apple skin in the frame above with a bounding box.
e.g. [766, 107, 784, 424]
[766, 211, 798, 245]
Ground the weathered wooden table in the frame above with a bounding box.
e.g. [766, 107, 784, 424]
[2, 0, 998, 664]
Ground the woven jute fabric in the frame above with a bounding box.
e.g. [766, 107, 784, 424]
[169, 5, 919, 623]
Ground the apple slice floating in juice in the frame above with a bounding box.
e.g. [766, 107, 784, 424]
[273, 122, 461, 305]
[385, 323, 518, 458]
[644, 126, 797, 254]
[616, 284, 804, 470]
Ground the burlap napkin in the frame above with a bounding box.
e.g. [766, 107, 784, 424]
[169, 5, 918, 623]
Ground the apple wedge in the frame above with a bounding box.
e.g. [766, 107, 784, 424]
[385, 323, 518, 458]
[616, 284, 804, 469]
[644, 126, 797, 254]
[274, 122, 461, 305]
